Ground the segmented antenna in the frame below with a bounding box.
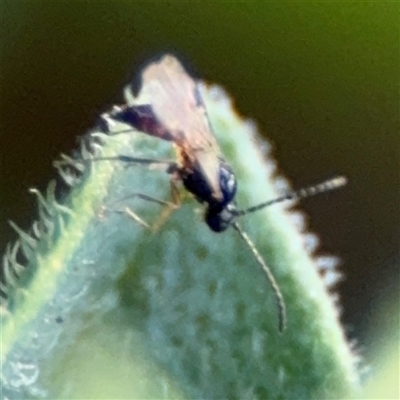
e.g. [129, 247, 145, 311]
[236, 176, 348, 216]
[231, 175, 347, 332]
[233, 222, 287, 333]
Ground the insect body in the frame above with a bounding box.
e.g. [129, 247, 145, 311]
[108, 55, 238, 231]
[101, 54, 347, 332]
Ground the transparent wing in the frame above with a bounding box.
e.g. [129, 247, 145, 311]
[135, 55, 222, 199]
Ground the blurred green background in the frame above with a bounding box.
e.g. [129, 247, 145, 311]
[1, 1, 398, 378]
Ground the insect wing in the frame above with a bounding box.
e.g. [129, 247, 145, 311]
[136, 55, 223, 200]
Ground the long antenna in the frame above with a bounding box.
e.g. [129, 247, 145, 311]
[233, 222, 286, 333]
[236, 175, 347, 216]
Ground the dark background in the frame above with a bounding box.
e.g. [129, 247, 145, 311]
[1, 2, 399, 364]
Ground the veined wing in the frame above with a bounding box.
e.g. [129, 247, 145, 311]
[135, 54, 223, 200]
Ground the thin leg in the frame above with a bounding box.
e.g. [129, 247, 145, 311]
[105, 176, 182, 233]
[90, 155, 177, 172]
[110, 192, 175, 209]
[122, 207, 151, 230]
[104, 191, 178, 232]
[91, 150, 183, 231]
[151, 174, 182, 232]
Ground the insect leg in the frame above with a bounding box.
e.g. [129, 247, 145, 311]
[151, 173, 182, 232]
[94, 155, 178, 232]
[90, 155, 177, 171]
[104, 191, 178, 232]
[122, 207, 151, 230]
[113, 180, 182, 233]
[95, 155, 181, 231]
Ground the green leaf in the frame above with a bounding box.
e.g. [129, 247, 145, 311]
[1, 84, 358, 399]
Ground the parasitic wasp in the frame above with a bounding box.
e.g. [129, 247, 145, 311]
[97, 54, 347, 332]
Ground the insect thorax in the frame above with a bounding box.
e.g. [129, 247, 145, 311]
[181, 160, 238, 232]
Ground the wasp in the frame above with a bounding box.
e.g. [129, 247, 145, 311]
[99, 54, 347, 332]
